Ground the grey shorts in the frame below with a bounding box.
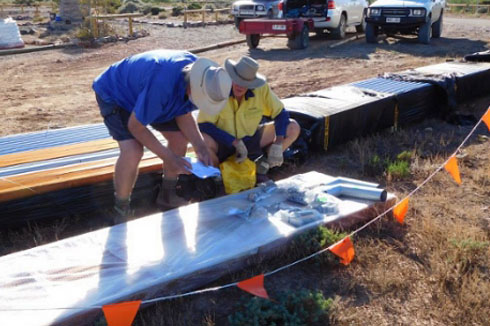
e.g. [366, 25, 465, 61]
[96, 94, 180, 141]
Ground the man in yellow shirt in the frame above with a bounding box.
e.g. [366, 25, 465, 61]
[198, 56, 300, 181]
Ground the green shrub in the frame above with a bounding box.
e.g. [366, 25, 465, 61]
[150, 6, 160, 15]
[142, 4, 152, 14]
[14, 0, 35, 6]
[187, 2, 202, 10]
[118, 2, 141, 13]
[387, 160, 410, 179]
[229, 289, 333, 326]
[396, 150, 412, 162]
[292, 226, 346, 265]
[171, 6, 184, 16]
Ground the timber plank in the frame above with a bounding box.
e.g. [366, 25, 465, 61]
[0, 138, 118, 168]
[0, 154, 162, 202]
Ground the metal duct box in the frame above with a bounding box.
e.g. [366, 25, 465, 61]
[414, 62, 490, 103]
[351, 77, 440, 125]
[285, 85, 397, 151]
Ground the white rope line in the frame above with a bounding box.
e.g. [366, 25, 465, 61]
[0, 109, 487, 311]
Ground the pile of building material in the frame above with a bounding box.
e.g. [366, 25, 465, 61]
[0, 61, 489, 225]
[0, 17, 24, 49]
[0, 171, 395, 326]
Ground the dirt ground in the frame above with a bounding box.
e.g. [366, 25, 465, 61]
[1, 14, 489, 326]
[1, 15, 489, 136]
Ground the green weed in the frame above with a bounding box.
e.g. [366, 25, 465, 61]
[228, 289, 333, 326]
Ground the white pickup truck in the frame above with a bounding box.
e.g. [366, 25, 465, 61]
[365, 0, 445, 44]
[282, 0, 368, 39]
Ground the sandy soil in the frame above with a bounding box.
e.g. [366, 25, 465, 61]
[1, 15, 489, 137]
[0, 14, 489, 326]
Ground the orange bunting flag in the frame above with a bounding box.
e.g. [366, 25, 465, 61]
[237, 274, 269, 299]
[444, 156, 462, 185]
[102, 300, 141, 326]
[328, 237, 355, 265]
[393, 197, 409, 224]
[483, 108, 490, 132]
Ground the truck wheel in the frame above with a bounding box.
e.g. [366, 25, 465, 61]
[331, 14, 346, 39]
[432, 12, 443, 38]
[356, 14, 366, 33]
[365, 22, 378, 43]
[234, 17, 243, 29]
[246, 34, 260, 49]
[287, 25, 309, 49]
[418, 19, 432, 44]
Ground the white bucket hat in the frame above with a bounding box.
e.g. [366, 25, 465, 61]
[224, 56, 266, 89]
[189, 58, 232, 116]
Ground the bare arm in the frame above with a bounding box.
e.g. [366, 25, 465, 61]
[176, 113, 212, 166]
[128, 112, 191, 173]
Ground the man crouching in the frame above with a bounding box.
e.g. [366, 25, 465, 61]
[197, 56, 300, 183]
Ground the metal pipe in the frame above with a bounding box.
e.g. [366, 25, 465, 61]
[327, 176, 380, 188]
[322, 183, 387, 202]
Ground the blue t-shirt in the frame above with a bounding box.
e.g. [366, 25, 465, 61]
[93, 50, 197, 125]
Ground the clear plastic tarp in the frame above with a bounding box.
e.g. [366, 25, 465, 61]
[0, 172, 395, 326]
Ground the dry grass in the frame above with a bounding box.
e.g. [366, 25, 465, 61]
[1, 98, 489, 325]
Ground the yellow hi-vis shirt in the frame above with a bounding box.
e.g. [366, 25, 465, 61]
[197, 83, 284, 139]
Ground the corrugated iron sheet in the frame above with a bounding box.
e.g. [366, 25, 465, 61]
[351, 78, 431, 95]
[0, 124, 110, 155]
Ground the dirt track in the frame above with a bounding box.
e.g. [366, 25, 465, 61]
[1, 15, 489, 136]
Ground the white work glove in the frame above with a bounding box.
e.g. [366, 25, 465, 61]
[234, 139, 248, 163]
[267, 143, 284, 168]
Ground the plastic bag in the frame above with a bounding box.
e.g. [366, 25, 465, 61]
[220, 157, 256, 194]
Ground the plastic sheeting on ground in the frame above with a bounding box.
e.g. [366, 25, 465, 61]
[0, 171, 396, 326]
[0, 18, 24, 49]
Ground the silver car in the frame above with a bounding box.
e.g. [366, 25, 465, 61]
[231, 0, 282, 27]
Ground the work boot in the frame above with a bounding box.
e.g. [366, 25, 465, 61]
[255, 156, 270, 185]
[156, 177, 190, 210]
[107, 196, 131, 226]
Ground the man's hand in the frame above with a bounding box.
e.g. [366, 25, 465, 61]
[233, 139, 248, 163]
[195, 144, 212, 166]
[267, 143, 284, 168]
[165, 152, 192, 175]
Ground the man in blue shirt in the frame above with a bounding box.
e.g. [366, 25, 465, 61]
[93, 50, 231, 222]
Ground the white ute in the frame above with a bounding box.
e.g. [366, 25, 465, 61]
[365, 0, 445, 44]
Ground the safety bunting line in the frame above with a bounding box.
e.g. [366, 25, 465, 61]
[1, 108, 489, 326]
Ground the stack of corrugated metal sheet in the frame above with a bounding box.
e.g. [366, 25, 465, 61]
[0, 125, 168, 225]
[1, 61, 488, 225]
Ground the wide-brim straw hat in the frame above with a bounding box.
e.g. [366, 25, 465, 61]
[189, 58, 232, 116]
[224, 56, 266, 89]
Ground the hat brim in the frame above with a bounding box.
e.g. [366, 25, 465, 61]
[190, 58, 229, 116]
[225, 59, 266, 89]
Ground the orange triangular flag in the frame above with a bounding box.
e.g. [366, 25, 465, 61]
[393, 197, 409, 224]
[444, 156, 462, 185]
[102, 300, 141, 326]
[328, 237, 355, 265]
[237, 274, 269, 299]
[482, 108, 490, 131]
